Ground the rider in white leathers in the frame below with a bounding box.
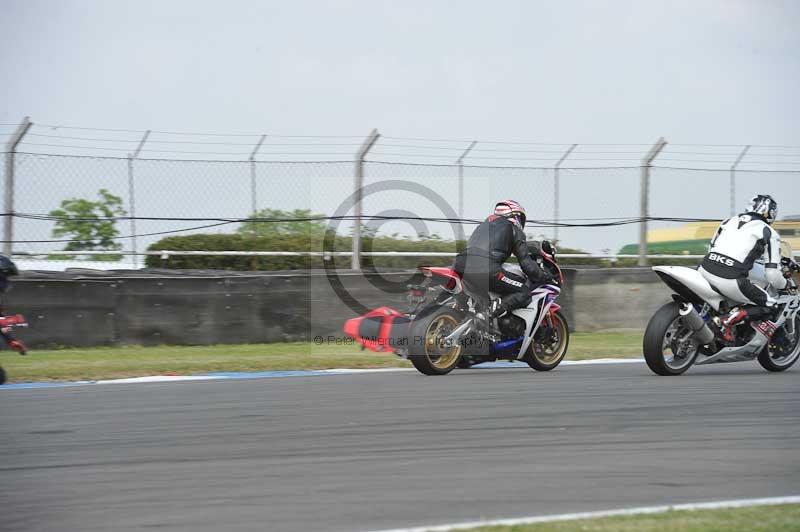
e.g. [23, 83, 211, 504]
[698, 195, 789, 339]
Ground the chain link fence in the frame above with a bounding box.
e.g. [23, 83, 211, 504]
[2, 151, 799, 265]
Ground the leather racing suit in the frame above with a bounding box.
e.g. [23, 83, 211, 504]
[699, 213, 787, 314]
[453, 214, 552, 315]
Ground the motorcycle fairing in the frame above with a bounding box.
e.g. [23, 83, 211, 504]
[652, 266, 726, 311]
[492, 264, 561, 358]
[696, 294, 800, 365]
[513, 285, 561, 359]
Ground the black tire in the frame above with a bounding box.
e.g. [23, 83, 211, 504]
[0, 366, 6, 385]
[758, 315, 800, 372]
[525, 311, 570, 371]
[408, 306, 464, 375]
[643, 302, 700, 376]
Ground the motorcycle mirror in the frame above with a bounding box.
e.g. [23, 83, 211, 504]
[541, 240, 555, 255]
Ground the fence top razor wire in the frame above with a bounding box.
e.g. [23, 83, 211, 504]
[3, 120, 800, 169]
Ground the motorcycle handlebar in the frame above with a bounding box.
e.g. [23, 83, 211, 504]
[781, 256, 800, 272]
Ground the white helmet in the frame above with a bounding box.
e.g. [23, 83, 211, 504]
[745, 194, 778, 224]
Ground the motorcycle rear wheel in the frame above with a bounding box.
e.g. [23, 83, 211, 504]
[408, 307, 463, 375]
[0, 366, 6, 385]
[643, 302, 700, 376]
[525, 310, 570, 371]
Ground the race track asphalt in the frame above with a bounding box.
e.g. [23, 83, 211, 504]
[1, 362, 799, 532]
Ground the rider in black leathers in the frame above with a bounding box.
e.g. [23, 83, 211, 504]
[453, 200, 553, 318]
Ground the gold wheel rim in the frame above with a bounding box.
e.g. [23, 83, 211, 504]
[424, 314, 462, 369]
[533, 314, 568, 364]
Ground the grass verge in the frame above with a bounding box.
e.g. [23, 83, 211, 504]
[0, 331, 642, 383]
[467, 503, 800, 532]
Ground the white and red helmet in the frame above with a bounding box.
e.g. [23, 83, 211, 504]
[494, 199, 527, 228]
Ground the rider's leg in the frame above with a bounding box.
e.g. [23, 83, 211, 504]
[488, 269, 532, 318]
[700, 267, 776, 307]
[699, 267, 777, 340]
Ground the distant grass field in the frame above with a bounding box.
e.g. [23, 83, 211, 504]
[0, 331, 642, 383]
[467, 503, 800, 532]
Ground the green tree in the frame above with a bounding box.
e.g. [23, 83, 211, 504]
[49, 188, 126, 261]
[237, 208, 327, 238]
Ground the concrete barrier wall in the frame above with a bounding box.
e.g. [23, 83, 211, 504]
[570, 269, 674, 331]
[8, 268, 674, 348]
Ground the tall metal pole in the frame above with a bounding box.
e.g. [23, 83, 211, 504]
[729, 145, 750, 217]
[249, 134, 267, 216]
[456, 141, 477, 223]
[352, 128, 380, 270]
[3, 117, 32, 257]
[553, 144, 577, 244]
[128, 130, 150, 267]
[639, 137, 668, 266]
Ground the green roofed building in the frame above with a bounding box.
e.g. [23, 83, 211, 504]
[619, 217, 800, 256]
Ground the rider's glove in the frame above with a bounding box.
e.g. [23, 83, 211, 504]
[780, 257, 798, 279]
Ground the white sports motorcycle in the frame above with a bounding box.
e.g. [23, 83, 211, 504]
[643, 243, 800, 376]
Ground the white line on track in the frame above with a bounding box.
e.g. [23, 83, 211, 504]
[366, 495, 800, 532]
[0, 357, 645, 390]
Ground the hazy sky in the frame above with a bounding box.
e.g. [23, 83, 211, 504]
[1, 0, 799, 254]
[2, 0, 799, 143]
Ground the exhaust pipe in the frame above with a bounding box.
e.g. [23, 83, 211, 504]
[678, 303, 715, 345]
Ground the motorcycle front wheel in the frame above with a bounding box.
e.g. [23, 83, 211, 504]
[525, 310, 570, 371]
[408, 307, 463, 375]
[758, 314, 800, 372]
[643, 302, 700, 376]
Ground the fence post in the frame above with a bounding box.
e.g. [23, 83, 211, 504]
[456, 141, 477, 224]
[128, 130, 150, 267]
[730, 145, 750, 217]
[639, 137, 667, 266]
[249, 135, 267, 216]
[553, 144, 577, 244]
[3, 117, 32, 257]
[352, 129, 380, 270]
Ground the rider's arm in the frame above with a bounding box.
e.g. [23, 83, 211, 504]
[764, 225, 787, 290]
[511, 226, 551, 284]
